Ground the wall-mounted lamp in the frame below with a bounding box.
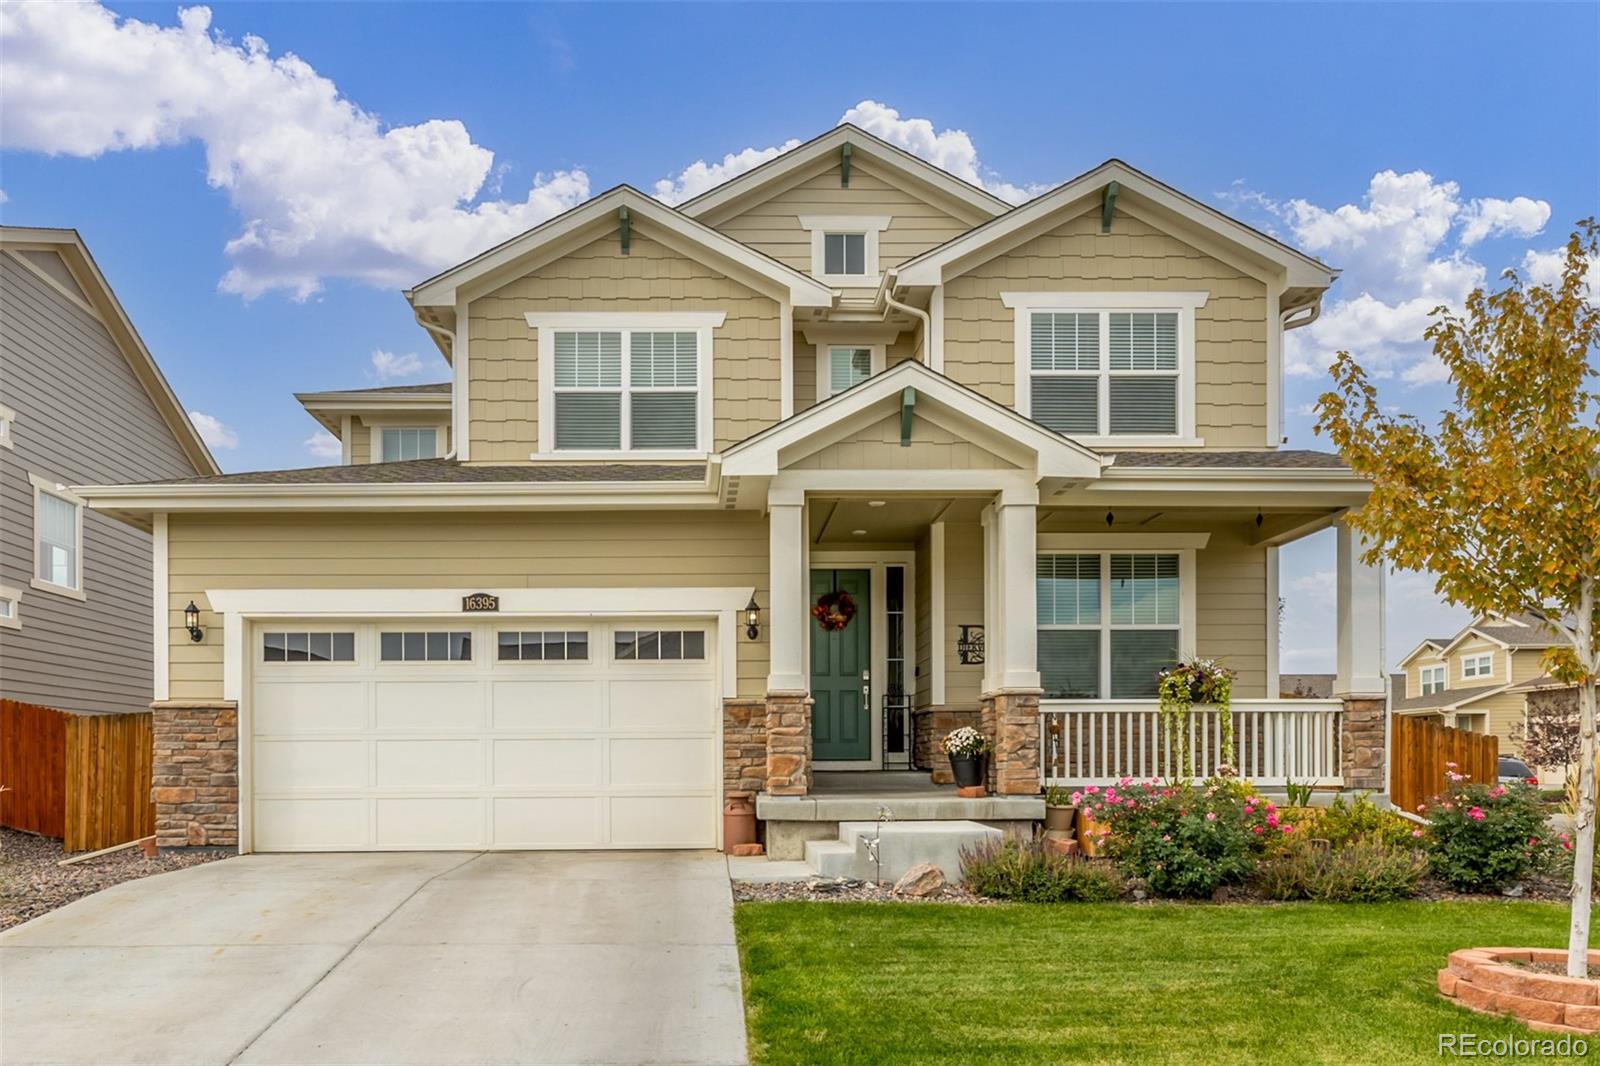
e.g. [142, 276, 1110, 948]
[184, 600, 204, 643]
[744, 595, 762, 640]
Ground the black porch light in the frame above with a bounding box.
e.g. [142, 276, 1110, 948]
[184, 600, 204, 643]
[744, 595, 762, 640]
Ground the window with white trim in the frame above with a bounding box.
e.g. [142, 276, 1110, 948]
[0, 584, 20, 630]
[798, 215, 888, 283]
[551, 329, 699, 451]
[823, 233, 867, 277]
[1461, 652, 1494, 679]
[1419, 664, 1446, 696]
[1037, 552, 1180, 699]
[380, 426, 438, 462]
[1030, 310, 1179, 436]
[818, 344, 884, 398]
[31, 475, 83, 596]
[0, 403, 15, 450]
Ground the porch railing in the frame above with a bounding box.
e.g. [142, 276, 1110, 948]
[1040, 700, 1343, 788]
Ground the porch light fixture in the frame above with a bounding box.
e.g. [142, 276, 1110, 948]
[1105, 511, 1115, 527]
[744, 595, 762, 640]
[1256, 510, 1265, 528]
[184, 600, 204, 643]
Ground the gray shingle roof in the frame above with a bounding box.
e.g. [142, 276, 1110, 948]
[1105, 450, 1350, 470]
[301, 382, 451, 397]
[148, 459, 707, 487]
[1390, 681, 1503, 713]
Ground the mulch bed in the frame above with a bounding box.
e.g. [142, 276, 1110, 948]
[0, 827, 228, 930]
[734, 877, 994, 904]
[1512, 960, 1599, 978]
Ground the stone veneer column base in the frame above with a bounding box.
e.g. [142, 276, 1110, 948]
[912, 706, 983, 784]
[765, 693, 813, 796]
[982, 689, 1043, 796]
[1339, 696, 1386, 792]
[150, 700, 239, 850]
[722, 698, 768, 799]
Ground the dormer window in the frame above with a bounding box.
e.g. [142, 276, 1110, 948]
[1002, 291, 1207, 446]
[798, 215, 889, 285]
[379, 426, 439, 462]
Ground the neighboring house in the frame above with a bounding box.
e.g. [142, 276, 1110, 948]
[1280, 673, 1335, 699]
[77, 125, 1387, 855]
[1391, 612, 1564, 751]
[0, 227, 217, 715]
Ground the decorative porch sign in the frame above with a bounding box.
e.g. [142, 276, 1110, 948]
[957, 624, 985, 665]
[461, 593, 500, 612]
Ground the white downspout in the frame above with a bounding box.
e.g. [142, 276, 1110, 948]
[412, 311, 459, 460]
[883, 269, 932, 365]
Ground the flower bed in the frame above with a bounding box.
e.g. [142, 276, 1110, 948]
[1439, 948, 1600, 1034]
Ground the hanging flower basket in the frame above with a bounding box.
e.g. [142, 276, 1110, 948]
[811, 589, 858, 631]
[1158, 657, 1236, 780]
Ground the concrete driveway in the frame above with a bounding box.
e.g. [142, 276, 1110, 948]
[0, 851, 747, 1066]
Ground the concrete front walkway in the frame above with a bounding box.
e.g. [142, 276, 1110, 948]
[0, 851, 747, 1066]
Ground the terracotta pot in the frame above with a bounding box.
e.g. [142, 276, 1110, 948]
[722, 795, 757, 852]
[1044, 804, 1077, 834]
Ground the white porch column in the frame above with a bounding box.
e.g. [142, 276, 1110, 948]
[1334, 520, 1387, 698]
[995, 491, 1040, 691]
[766, 489, 808, 693]
[980, 504, 1002, 694]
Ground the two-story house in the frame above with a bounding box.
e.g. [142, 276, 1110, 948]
[1392, 613, 1563, 749]
[0, 227, 217, 717]
[78, 126, 1386, 855]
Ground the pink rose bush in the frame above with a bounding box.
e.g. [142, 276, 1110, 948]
[1420, 766, 1550, 892]
[1075, 777, 1276, 898]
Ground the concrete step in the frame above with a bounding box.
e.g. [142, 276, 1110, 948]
[804, 820, 1002, 883]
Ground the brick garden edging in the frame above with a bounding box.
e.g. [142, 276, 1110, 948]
[1439, 948, 1600, 1034]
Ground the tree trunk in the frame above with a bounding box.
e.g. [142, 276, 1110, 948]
[1568, 581, 1596, 978]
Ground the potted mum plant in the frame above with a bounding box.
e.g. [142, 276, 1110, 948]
[941, 726, 991, 789]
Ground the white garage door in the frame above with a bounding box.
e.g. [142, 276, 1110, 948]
[247, 620, 719, 851]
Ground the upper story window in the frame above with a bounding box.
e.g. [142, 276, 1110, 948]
[1002, 291, 1207, 446]
[1419, 664, 1446, 695]
[380, 426, 438, 462]
[1461, 652, 1494, 680]
[30, 473, 84, 600]
[527, 312, 721, 458]
[0, 403, 15, 450]
[798, 215, 889, 285]
[820, 344, 884, 399]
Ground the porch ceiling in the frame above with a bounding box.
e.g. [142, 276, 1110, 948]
[1037, 506, 1341, 547]
[809, 496, 985, 545]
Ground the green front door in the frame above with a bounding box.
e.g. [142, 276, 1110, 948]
[810, 568, 871, 761]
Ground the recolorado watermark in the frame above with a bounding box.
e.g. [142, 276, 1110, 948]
[1440, 1032, 1589, 1058]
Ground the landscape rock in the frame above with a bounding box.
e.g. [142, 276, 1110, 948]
[893, 863, 946, 898]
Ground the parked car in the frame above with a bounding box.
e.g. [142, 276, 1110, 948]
[1497, 756, 1537, 786]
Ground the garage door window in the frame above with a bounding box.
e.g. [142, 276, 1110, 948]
[263, 631, 356, 663]
[497, 630, 589, 661]
[615, 629, 705, 661]
[380, 631, 472, 662]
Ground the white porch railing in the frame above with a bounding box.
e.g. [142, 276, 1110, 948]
[1040, 700, 1344, 787]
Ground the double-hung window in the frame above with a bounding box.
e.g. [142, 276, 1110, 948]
[531, 313, 718, 455]
[30, 473, 83, 598]
[379, 426, 438, 461]
[1461, 652, 1494, 680]
[1037, 551, 1182, 699]
[1419, 664, 1446, 696]
[1004, 292, 1205, 443]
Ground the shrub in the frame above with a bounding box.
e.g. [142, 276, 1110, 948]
[1297, 794, 1419, 850]
[1075, 778, 1284, 898]
[959, 838, 1126, 902]
[1255, 838, 1428, 902]
[1420, 765, 1551, 891]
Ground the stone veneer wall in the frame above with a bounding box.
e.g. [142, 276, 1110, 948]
[982, 690, 1043, 796]
[1340, 697, 1386, 792]
[765, 693, 813, 795]
[723, 698, 768, 798]
[151, 700, 238, 849]
[912, 706, 983, 784]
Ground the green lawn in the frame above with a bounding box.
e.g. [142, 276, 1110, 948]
[736, 901, 1580, 1065]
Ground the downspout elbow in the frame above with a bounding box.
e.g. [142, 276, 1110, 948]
[882, 270, 932, 364]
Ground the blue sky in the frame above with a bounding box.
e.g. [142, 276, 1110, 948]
[2, 1, 1596, 674]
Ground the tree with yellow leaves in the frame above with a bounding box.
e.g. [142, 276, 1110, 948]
[1317, 221, 1599, 978]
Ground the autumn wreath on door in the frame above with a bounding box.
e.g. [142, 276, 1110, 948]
[811, 589, 858, 631]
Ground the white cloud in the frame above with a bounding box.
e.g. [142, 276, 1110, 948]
[0, 189, 8, 204]
[188, 409, 237, 449]
[369, 349, 426, 381]
[1521, 247, 1600, 298]
[652, 99, 1052, 208]
[303, 430, 342, 459]
[1241, 170, 1552, 385]
[0, 3, 590, 300]
[1459, 196, 1550, 246]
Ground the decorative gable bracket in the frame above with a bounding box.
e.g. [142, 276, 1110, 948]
[1101, 181, 1120, 233]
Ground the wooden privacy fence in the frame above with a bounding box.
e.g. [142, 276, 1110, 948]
[0, 699, 154, 851]
[1390, 714, 1499, 816]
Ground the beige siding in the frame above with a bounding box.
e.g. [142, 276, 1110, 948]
[1194, 529, 1269, 699]
[467, 233, 782, 459]
[0, 252, 202, 715]
[943, 210, 1270, 448]
[168, 511, 771, 700]
[710, 161, 974, 274]
[794, 338, 817, 413]
[785, 412, 1017, 471]
[348, 417, 371, 464]
[942, 520, 986, 707]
